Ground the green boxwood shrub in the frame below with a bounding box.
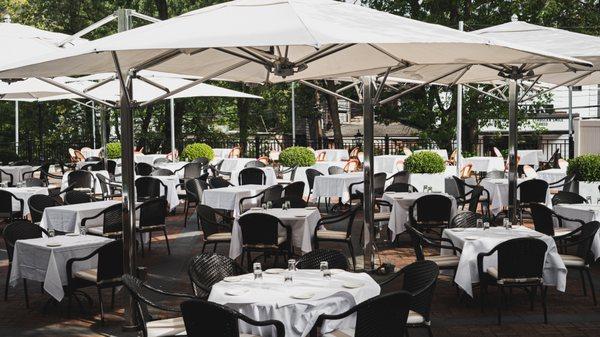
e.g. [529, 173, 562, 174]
[106, 142, 121, 159]
[181, 143, 214, 161]
[279, 146, 316, 167]
[404, 151, 445, 174]
[568, 154, 600, 182]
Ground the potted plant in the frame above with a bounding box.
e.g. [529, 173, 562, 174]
[567, 154, 600, 202]
[106, 142, 121, 159]
[279, 146, 316, 168]
[181, 143, 215, 161]
[404, 151, 446, 192]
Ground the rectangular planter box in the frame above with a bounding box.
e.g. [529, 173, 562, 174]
[408, 173, 445, 193]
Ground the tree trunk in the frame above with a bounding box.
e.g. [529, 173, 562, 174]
[113, 109, 121, 139]
[323, 81, 343, 148]
[139, 105, 153, 150]
[237, 84, 250, 155]
[154, 0, 169, 20]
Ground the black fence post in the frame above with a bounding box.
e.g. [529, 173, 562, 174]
[384, 134, 390, 155]
[26, 136, 33, 163]
[254, 136, 260, 159]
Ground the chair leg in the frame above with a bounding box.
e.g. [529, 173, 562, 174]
[183, 201, 189, 227]
[480, 283, 487, 313]
[139, 232, 145, 257]
[23, 279, 29, 309]
[97, 287, 105, 323]
[347, 241, 356, 271]
[201, 242, 206, 253]
[580, 269, 588, 296]
[4, 263, 11, 301]
[585, 269, 597, 305]
[541, 285, 548, 324]
[148, 231, 152, 251]
[246, 250, 252, 270]
[212, 242, 217, 253]
[426, 326, 434, 337]
[163, 229, 171, 255]
[497, 285, 503, 325]
[111, 287, 116, 309]
[529, 286, 537, 310]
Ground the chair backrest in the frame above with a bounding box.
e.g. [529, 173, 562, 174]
[106, 160, 117, 175]
[316, 151, 327, 161]
[2, 220, 47, 260]
[406, 224, 427, 260]
[373, 172, 387, 196]
[349, 147, 360, 158]
[138, 198, 168, 228]
[459, 163, 472, 179]
[343, 158, 360, 172]
[191, 157, 210, 166]
[557, 158, 569, 170]
[491, 238, 547, 281]
[135, 162, 154, 176]
[275, 196, 307, 208]
[150, 168, 174, 176]
[67, 170, 94, 190]
[74, 150, 85, 162]
[523, 165, 537, 178]
[403, 147, 413, 156]
[305, 168, 323, 190]
[258, 156, 271, 166]
[493, 147, 503, 158]
[187, 253, 246, 298]
[350, 291, 412, 337]
[135, 177, 165, 201]
[574, 221, 600, 262]
[562, 173, 577, 192]
[196, 204, 222, 237]
[28, 194, 59, 223]
[183, 163, 204, 180]
[185, 178, 206, 203]
[517, 179, 548, 203]
[96, 173, 115, 197]
[238, 213, 282, 246]
[552, 191, 587, 206]
[283, 181, 305, 199]
[450, 211, 483, 228]
[208, 176, 231, 189]
[24, 177, 44, 187]
[261, 184, 284, 205]
[328, 166, 344, 175]
[529, 203, 556, 236]
[296, 249, 349, 270]
[389, 170, 409, 185]
[319, 206, 359, 238]
[400, 260, 439, 321]
[228, 147, 241, 158]
[100, 204, 123, 234]
[409, 194, 453, 228]
[238, 167, 266, 185]
[97, 240, 124, 282]
[385, 182, 417, 193]
[64, 190, 94, 205]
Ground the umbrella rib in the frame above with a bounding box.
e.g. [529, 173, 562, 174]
[83, 76, 115, 93]
[112, 51, 133, 109]
[298, 80, 359, 104]
[519, 71, 595, 102]
[136, 75, 170, 93]
[295, 44, 355, 65]
[214, 47, 270, 66]
[35, 77, 116, 108]
[463, 84, 507, 102]
[368, 44, 411, 66]
[131, 49, 187, 72]
[373, 67, 391, 105]
[518, 75, 542, 102]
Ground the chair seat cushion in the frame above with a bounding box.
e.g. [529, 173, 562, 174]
[206, 232, 232, 242]
[424, 255, 459, 268]
[74, 268, 97, 282]
[316, 230, 348, 240]
[322, 329, 355, 337]
[486, 267, 543, 284]
[560, 254, 586, 267]
[374, 212, 391, 221]
[147, 317, 187, 337]
[407, 310, 426, 324]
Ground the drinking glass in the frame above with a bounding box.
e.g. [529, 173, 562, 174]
[423, 185, 429, 193]
[80, 226, 87, 236]
[284, 270, 293, 285]
[503, 218, 511, 229]
[476, 219, 483, 229]
[320, 261, 331, 279]
[262, 203, 267, 210]
[483, 221, 490, 230]
[48, 228, 55, 237]
[287, 259, 297, 271]
[253, 262, 263, 280]
[586, 196, 592, 204]
[597, 198, 600, 205]
[266, 201, 273, 209]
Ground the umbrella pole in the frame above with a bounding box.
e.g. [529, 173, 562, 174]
[15, 101, 19, 155]
[91, 102, 96, 149]
[170, 98, 176, 162]
[568, 86, 574, 159]
[291, 82, 296, 146]
[507, 72, 519, 225]
[361, 76, 375, 271]
[100, 107, 108, 169]
[456, 21, 464, 175]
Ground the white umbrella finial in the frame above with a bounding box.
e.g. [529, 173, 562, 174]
[511, 14, 518, 22]
[3, 14, 11, 23]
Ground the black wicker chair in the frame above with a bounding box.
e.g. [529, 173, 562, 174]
[191, 157, 210, 165]
[305, 168, 323, 206]
[181, 299, 285, 337]
[406, 224, 461, 275]
[388, 170, 409, 185]
[84, 204, 123, 238]
[551, 191, 587, 206]
[21, 163, 51, 183]
[296, 249, 349, 270]
[348, 172, 387, 207]
[175, 162, 204, 184]
[0, 168, 14, 187]
[28, 194, 61, 224]
[238, 184, 283, 213]
[529, 203, 585, 237]
[450, 211, 483, 228]
[452, 176, 491, 216]
[283, 181, 305, 199]
[106, 160, 117, 175]
[187, 253, 246, 298]
[238, 167, 266, 185]
[379, 260, 439, 336]
[64, 190, 94, 205]
[478, 238, 549, 324]
[314, 206, 359, 270]
[273, 196, 307, 208]
[136, 198, 170, 257]
[313, 290, 412, 337]
[239, 212, 291, 269]
[557, 221, 600, 305]
[122, 274, 194, 337]
[0, 190, 24, 222]
[385, 182, 418, 193]
[548, 173, 576, 193]
[183, 178, 207, 227]
[135, 162, 154, 176]
[409, 194, 454, 231]
[2, 220, 48, 307]
[208, 176, 233, 189]
[196, 204, 233, 252]
[135, 177, 168, 202]
[81, 162, 105, 171]
[150, 168, 174, 176]
[66, 240, 123, 322]
[517, 179, 549, 224]
[96, 173, 122, 200]
[67, 170, 95, 194]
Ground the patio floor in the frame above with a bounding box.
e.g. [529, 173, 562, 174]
[1, 203, 599, 337]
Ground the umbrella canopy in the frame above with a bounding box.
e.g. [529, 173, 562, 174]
[0, 0, 590, 83]
[0, 77, 81, 101]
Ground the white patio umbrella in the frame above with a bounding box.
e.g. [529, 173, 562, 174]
[0, 0, 590, 289]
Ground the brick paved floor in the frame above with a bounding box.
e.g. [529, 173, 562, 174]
[1, 203, 599, 336]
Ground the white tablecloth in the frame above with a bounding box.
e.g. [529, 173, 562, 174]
[442, 227, 566, 297]
[553, 204, 600, 259]
[202, 185, 268, 217]
[135, 175, 180, 210]
[209, 270, 380, 337]
[213, 148, 233, 159]
[312, 172, 364, 203]
[374, 155, 407, 174]
[0, 187, 48, 216]
[463, 157, 505, 173]
[10, 235, 113, 301]
[61, 170, 109, 193]
[0, 165, 34, 184]
[414, 149, 448, 161]
[285, 162, 347, 196]
[39, 200, 121, 233]
[537, 168, 567, 184]
[480, 178, 552, 215]
[519, 150, 545, 166]
[315, 149, 349, 162]
[134, 154, 168, 165]
[218, 158, 256, 173]
[231, 167, 277, 186]
[382, 192, 457, 238]
[155, 162, 189, 178]
[81, 148, 102, 159]
[230, 207, 321, 259]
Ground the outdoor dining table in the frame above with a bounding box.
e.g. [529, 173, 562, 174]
[374, 155, 407, 174]
[9, 234, 113, 301]
[0, 186, 49, 217]
[134, 153, 168, 165]
[536, 168, 567, 184]
[229, 207, 321, 259]
[60, 170, 109, 194]
[479, 178, 552, 215]
[463, 156, 505, 173]
[201, 184, 268, 217]
[212, 148, 233, 159]
[154, 161, 189, 178]
[0, 165, 34, 184]
[230, 166, 277, 186]
[284, 161, 347, 196]
[39, 200, 121, 233]
[312, 172, 364, 203]
[553, 203, 600, 259]
[441, 226, 567, 297]
[415, 149, 449, 161]
[315, 149, 349, 162]
[217, 158, 256, 173]
[519, 149, 545, 166]
[381, 192, 457, 238]
[208, 269, 380, 337]
[81, 148, 102, 158]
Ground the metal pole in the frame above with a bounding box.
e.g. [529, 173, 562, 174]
[291, 82, 296, 146]
[15, 101, 19, 155]
[456, 21, 464, 175]
[37, 102, 44, 163]
[170, 98, 176, 162]
[360, 76, 375, 271]
[507, 72, 519, 224]
[91, 102, 96, 148]
[100, 107, 108, 169]
[568, 86, 574, 159]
